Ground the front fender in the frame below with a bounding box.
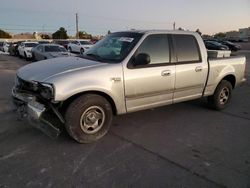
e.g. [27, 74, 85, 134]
[48, 63, 126, 114]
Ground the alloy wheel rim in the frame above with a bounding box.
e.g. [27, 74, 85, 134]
[80, 106, 105, 134]
[219, 87, 230, 105]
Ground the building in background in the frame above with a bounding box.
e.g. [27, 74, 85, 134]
[225, 27, 250, 42]
[239, 27, 250, 41]
[226, 31, 239, 40]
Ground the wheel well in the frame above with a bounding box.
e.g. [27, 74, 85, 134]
[60, 91, 117, 116]
[222, 75, 236, 88]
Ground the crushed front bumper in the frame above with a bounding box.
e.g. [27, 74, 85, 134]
[12, 88, 61, 138]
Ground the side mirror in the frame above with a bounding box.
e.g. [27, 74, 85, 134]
[134, 53, 150, 66]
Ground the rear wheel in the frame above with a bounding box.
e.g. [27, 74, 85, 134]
[65, 94, 113, 143]
[208, 80, 232, 110]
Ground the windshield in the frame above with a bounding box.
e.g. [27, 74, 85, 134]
[80, 41, 92, 45]
[83, 32, 143, 63]
[45, 45, 67, 52]
[25, 43, 38, 47]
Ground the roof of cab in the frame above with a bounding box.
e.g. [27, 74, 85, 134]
[115, 29, 197, 35]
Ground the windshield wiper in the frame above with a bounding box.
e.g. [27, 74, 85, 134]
[82, 53, 118, 63]
[85, 53, 103, 61]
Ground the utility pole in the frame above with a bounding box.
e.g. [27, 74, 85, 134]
[76, 13, 79, 39]
[173, 22, 176, 30]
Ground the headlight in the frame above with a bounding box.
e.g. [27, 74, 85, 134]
[27, 50, 31, 53]
[39, 83, 54, 100]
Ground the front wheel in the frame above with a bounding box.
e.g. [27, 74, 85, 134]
[68, 47, 72, 53]
[24, 52, 29, 61]
[80, 48, 84, 54]
[65, 94, 113, 143]
[208, 80, 232, 110]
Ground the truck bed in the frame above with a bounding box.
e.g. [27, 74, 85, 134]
[204, 55, 246, 96]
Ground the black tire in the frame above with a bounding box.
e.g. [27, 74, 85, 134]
[65, 94, 113, 143]
[208, 80, 232, 110]
[24, 52, 28, 61]
[18, 51, 22, 58]
[80, 48, 84, 54]
[31, 53, 35, 62]
[69, 47, 72, 53]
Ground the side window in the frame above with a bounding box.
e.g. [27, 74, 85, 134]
[70, 41, 77, 45]
[37, 46, 43, 52]
[135, 34, 170, 65]
[172, 34, 201, 63]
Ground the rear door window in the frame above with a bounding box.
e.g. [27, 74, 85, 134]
[172, 34, 201, 63]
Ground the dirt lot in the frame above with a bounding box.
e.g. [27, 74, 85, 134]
[0, 52, 250, 188]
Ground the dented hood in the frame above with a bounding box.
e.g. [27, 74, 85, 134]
[17, 56, 104, 82]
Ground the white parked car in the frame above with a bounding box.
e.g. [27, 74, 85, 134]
[32, 44, 70, 61]
[3, 42, 10, 53]
[18, 42, 38, 60]
[67, 40, 93, 54]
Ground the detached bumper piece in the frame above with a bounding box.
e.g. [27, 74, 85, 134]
[12, 89, 61, 138]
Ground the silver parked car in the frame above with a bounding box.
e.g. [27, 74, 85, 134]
[32, 44, 69, 61]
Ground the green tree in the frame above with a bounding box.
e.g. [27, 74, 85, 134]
[0, 29, 11, 38]
[52, 27, 68, 39]
[202, 34, 212, 40]
[78, 31, 92, 39]
[214, 32, 226, 39]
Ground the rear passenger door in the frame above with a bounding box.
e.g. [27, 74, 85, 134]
[172, 34, 208, 103]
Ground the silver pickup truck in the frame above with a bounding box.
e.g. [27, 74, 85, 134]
[12, 30, 247, 143]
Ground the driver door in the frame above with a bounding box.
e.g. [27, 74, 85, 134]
[123, 34, 175, 112]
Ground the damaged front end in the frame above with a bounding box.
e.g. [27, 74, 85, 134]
[12, 76, 64, 138]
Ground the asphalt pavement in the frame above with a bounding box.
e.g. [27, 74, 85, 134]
[0, 51, 249, 188]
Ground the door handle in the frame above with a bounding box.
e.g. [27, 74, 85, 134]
[161, 70, 171, 76]
[195, 66, 203, 72]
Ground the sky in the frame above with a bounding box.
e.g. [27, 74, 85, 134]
[0, 0, 249, 36]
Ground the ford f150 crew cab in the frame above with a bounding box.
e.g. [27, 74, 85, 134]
[12, 30, 247, 143]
